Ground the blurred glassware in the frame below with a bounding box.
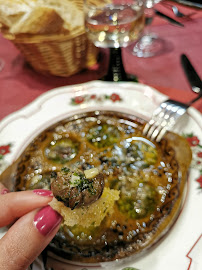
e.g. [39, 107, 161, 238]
[131, 0, 165, 58]
[0, 58, 4, 71]
[84, 0, 145, 81]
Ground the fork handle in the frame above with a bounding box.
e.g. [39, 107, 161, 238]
[186, 92, 202, 106]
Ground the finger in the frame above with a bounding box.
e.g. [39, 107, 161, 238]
[0, 189, 53, 227]
[0, 182, 10, 195]
[0, 206, 62, 270]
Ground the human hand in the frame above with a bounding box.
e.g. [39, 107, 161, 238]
[0, 183, 62, 270]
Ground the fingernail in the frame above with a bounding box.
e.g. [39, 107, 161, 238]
[33, 189, 53, 197]
[34, 206, 62, 236]
[0, 188, 10, 195]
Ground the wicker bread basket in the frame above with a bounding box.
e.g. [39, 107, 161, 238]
[3, 28, 99, 77]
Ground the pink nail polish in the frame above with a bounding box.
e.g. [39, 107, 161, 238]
[33, 189, 53, 197]
[0, 188, 10, 195]
[34, 206, 62, 236]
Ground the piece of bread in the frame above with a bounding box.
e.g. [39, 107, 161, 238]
[9, 7, 66, 34]
[0, 0, 30, 29]
[49, 187, 120, 227]
[0, 0, 85, 35]
[41, 0, 84, 32]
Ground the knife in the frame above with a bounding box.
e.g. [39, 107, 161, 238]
[181, 54, 202, 94]
[154, 9, 184, 27]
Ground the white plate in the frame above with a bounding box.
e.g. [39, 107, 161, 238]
[0, 81, 202, 270]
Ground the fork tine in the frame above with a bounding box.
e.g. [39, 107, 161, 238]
[156, 106, 187, 141]
[143, 103, 166, 136]
[145, 101, 170, 139]
[151, 103, 184, 140]
[156, 125, 171, 142]
[143, 99, 188, 142]
[143, 119, 155, 136]
[149, 103, 174, 140]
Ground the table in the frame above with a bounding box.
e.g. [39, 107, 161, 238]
[0, 1, 202, 121]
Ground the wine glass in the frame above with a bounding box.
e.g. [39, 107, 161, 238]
[84, 0, 145, 82]
[130, 0, 164, 58]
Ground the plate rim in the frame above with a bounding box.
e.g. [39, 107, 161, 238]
[1, 80, 201, 131]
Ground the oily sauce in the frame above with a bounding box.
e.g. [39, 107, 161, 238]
[14, 111, 190, 263]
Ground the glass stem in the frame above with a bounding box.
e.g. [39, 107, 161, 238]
[143, 8, 155, 35]
[104, 48, 128, 82]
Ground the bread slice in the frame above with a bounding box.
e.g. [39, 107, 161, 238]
[0, 0, 30, 29]
[49, 187, 120, 227]
[9, 7, 66, 34]
[0, 0, 84, 34]
[41, 0, 84, 32]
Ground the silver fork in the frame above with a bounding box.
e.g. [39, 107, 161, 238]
[143, 94, 202, 142]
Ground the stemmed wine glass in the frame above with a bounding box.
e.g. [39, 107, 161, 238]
[131, 0, 164, 58]
[84, 0, 145, 82]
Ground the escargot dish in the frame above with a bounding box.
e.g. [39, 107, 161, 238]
[12, 111, 192, 263]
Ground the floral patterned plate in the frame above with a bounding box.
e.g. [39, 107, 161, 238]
[0, 81, 202, 270]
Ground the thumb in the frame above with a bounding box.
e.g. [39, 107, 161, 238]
[0, 206, 62, 270]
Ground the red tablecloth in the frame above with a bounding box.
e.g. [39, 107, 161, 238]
[0, 1, 202, 121]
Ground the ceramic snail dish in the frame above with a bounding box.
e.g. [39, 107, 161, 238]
[1, 111, 192, 264]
